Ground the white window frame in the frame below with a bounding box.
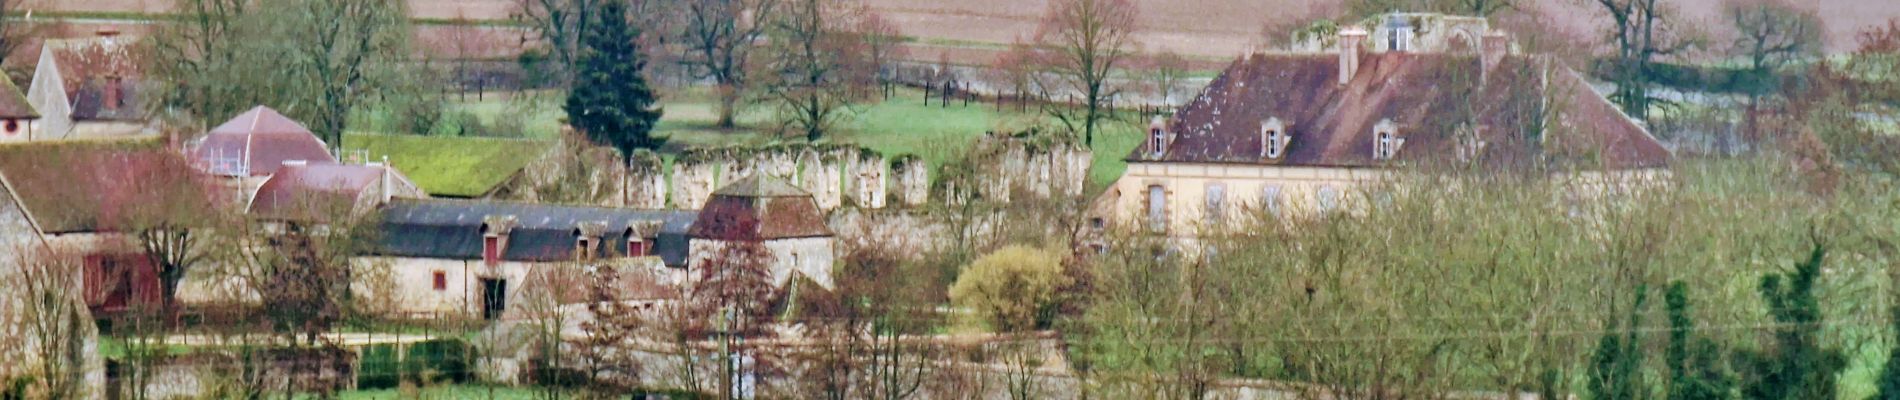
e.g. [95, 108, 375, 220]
[1204, 183, 1226, 226]
[1318, 186, 1340, 212]
[1146, 185, 1168, 232]
[1263, 185, 1283, 215]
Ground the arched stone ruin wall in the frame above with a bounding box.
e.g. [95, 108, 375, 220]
[890, 155, 929, 207]
[569, 137, 1086, 212]
[626, 150, 667, 209]
[671, 149, 719, 209]
[938, 133, 1093, 205]
[796, 148, 840, 209]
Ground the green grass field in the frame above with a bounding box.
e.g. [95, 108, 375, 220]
[353, 87, 1143, 197]
[336, 384, 539, 400]
[341, 133, 550, 197]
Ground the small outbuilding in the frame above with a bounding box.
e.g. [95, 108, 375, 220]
[688, 175, 836, 289]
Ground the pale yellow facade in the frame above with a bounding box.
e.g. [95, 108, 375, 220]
[1106, 161, 1383, 236]
[1105, 161, 1672, 237]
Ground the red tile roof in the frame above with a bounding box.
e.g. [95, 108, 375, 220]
[689, 176, 832, 241]
[0, 76, 38, 119]
[0, 138, 225, 234]
[1136, 53, 1671, 170]
[248, 163, 411, 221]
[188, 106, 336, 176]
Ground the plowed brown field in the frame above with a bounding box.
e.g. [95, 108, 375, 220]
[36, 0, 1900, 58]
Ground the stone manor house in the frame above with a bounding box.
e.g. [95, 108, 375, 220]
[1102, 13, 1672, 236]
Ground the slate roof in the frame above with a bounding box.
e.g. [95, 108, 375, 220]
[1135, 53, 1671, 170]
[249, 163, 420, 221]
[0, 76, 39, 119]
[188, 106, 337, 177]
[373, 199, 698, 267]
[0, 138, 223, 234]
[689, 176, 833, 241]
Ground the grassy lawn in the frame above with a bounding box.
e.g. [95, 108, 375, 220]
[337, 384, 539, 400]
[341, 133, 549, 197]
[650, 86, 1140, 192]
[352, 86, 1143, 197]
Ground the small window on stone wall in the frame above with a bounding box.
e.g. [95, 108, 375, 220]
[1146, 185, 1168, 232]
[1318, 186, 1340, 212]
[1263, 185, 1283, 215]
[1204, 184, 1226, 225]
[432, 271, 447, 291]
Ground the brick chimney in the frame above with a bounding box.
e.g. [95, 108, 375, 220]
[103, 76, 123, 113]
[1481, 30, 1510, 83]
[1338, 26, 1368, 85]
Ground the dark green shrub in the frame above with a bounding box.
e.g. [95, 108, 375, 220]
[355, 338, 473, 389]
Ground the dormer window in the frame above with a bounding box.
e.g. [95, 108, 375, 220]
[1148, 117, 1168, 158]
[1261, 117, 1288, 159]
[482, 235, 500, 265]
[1372, 119, 1404, 160]
[481, 216, 516, 266]
[626, 232, 649, 257]
[576, 236, 594, 261]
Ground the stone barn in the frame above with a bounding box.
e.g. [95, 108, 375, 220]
[688, 176, 836, 289]
[368, 199, 696, 319]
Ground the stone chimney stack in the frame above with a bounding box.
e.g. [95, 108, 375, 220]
[1481, 30, 1510, 82]
[1338, 26, 1368, 85]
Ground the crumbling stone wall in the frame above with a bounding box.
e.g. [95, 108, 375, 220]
[502, 133, 625, 207]
[891, 155, 929, 207]
[849, 151, 887, 209]
[626, 150, 667, 209]
[936, 132, 1092, 205]
[796, 148, 839, 209]
[671, 149, 719, 209]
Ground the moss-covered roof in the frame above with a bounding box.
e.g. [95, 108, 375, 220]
[343, 134, 550, 198]
[0, 137, 221, 234]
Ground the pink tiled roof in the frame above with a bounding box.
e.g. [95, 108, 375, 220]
[1137, 53, 1671, 170]
[188, 106, 336, 177]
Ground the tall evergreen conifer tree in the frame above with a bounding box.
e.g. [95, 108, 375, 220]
[565, 0, 664, 163]
[1665, 281, 1734, 400]
[1738, 243, 1844, 400]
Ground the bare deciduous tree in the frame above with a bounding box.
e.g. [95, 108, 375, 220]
[283, 0, 411, 153]
[1, 248, 95, 400]
[145, 0, 253, 128]
[759, 0, 887, 141]
[1724, 0, 1822, 143]
[1138, 51, 1188, 106]
[1034, 0, 1140, 148]
[681, 0, 779, 128]
[512, 0, 602, 87]
[1587, 0, 1694, 121]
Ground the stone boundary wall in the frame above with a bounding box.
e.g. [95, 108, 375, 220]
[506, 135, 1091, 212]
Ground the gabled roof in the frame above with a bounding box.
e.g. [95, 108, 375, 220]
[373, 199, 698, 266]
[0, 138, 224, 234]
[69, 80, 141, 121]
[0, 76, 39, 119]
[248, 163, 422, 221]
[0, 172, 48, 252]
[30, 35, 148, 123]
[689, 176, 832, 241]
[25, 46, 73, 139]
[1137, 53, 1671, 170]
[188, 106, 337, 177]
